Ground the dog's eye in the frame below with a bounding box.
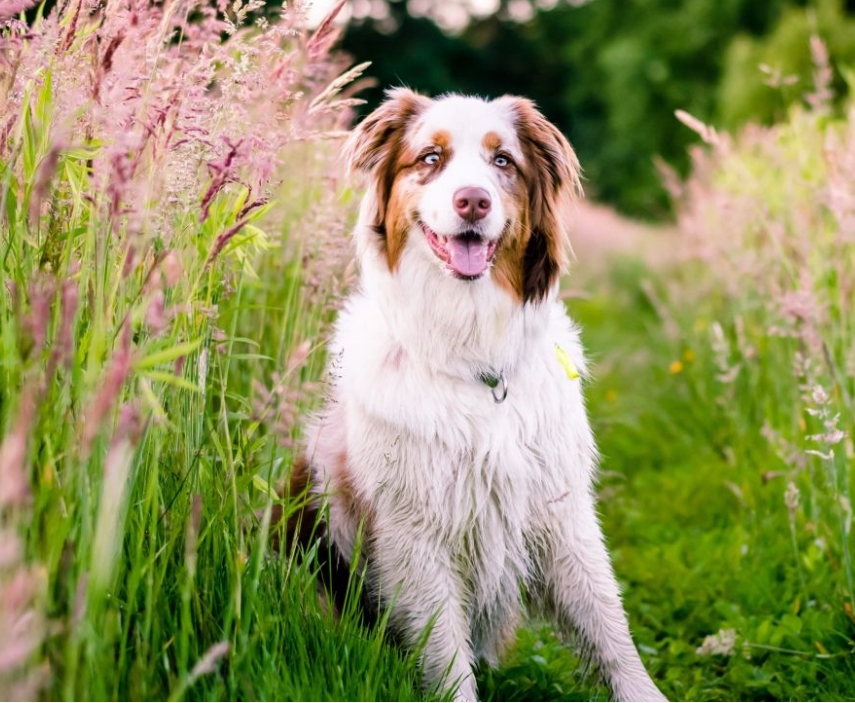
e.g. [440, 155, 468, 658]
[423, 152, 440, 165]
[494, 154, 510, 168]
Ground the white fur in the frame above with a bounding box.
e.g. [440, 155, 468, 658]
[303, 94, 666, 702]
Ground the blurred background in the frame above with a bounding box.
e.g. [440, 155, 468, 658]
[319, 0, 855, 218]
[27, 0, 855, 217]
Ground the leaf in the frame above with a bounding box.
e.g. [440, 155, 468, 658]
[134, 339, 203, 369]
[251, 474, 280, 500]
[141, 370, 203, 394]
[779, 613, 802, 634]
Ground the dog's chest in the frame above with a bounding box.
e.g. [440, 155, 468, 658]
[355, 411, 536, 614]
[344, 369, 556, 595]
[326, 290, 589, 610]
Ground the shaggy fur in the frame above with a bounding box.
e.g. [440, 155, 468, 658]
[292, 89, 666, 702]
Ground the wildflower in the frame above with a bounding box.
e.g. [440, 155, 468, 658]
[306, 0, 346, 60]
[47, 281, 79, 375]
[286, 339, 313, 373]
[0, 394, 36, 507]
[185, 495, 203, 581]
[0, 530, 22, 570]
[811, 384, 830, 407]
[682, 349, 695, 362]
[24, 280, 54, 357]
[806, 35, 833, 114]
[198, 348, 209, 392]
[145, 290, 166, 333]
[784, 482, 800, 516]
[204, 216, 252, 270]
[188, 641, 230, 683]
[675, 109, 720, 146]
[28, 141, 63, 221]
[90, 403, 141, 592]
[669, 360, 683, 374]
[82, 324, 133, 455]
[696, 628, 738, 656]
[710, 321, 740, 383]
[200, 138, 244, 223]
[0, 0, 36, 20]
[159, 251, 183, 287]
[759, 63, 800, 89]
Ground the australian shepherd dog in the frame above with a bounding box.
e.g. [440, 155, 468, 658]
[287, 89, 666, 702]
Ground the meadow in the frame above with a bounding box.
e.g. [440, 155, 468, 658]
[1, 1, 853, 701]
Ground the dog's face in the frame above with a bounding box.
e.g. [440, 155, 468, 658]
[345, 89, 582, 302]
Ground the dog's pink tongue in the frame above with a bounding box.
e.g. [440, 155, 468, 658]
[447, 236, 489, 277]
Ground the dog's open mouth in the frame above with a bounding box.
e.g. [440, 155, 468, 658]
[421, 223, 497, 279]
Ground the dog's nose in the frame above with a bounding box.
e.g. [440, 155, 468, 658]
[453, 187, 492, 222]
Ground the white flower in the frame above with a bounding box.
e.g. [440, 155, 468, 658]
[784, 482, 800, 515]
[696, 628, 738, 656]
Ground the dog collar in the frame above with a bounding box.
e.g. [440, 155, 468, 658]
[479, 370, 508, 404]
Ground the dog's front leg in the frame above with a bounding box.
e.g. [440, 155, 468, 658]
[372, 532, 477, 702]
[535, 489, 667, 702]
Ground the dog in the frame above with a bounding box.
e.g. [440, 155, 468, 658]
[288, 88, 666, 702]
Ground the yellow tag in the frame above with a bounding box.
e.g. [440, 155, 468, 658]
[555, 344, 580, 380]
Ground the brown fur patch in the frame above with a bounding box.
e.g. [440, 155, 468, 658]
[432, 129, 451, 151]
[344, 88, 432, 271]
[490, 180, 530, 302]
[330, 450, 377, 536]
[482, 131, 502, 153]
[492, 96, 582, 302]
[383, 163, 418, 270]
[379, 131, 455, 270]
[267, 454, 314, 554]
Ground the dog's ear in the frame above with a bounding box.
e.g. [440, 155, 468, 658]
[495, 96, 582, 303]
[343, 88, 432, 231]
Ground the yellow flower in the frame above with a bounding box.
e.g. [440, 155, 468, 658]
[682, 349, 696, 362]
[606, 389, 618, 403]
[669, 360, 683, 374]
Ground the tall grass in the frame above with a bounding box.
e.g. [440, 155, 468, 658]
[0, 1, 428, 699]
[560, 38, 855, 701]
[670, 41, 854, 614]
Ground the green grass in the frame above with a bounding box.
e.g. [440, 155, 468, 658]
[560, 256, 855, 701]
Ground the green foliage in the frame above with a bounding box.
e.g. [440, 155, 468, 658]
[718, 0, 855, 127]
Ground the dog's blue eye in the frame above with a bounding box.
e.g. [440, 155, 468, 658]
[494, 155, 510, 168]
[423, 153, 440, 165]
